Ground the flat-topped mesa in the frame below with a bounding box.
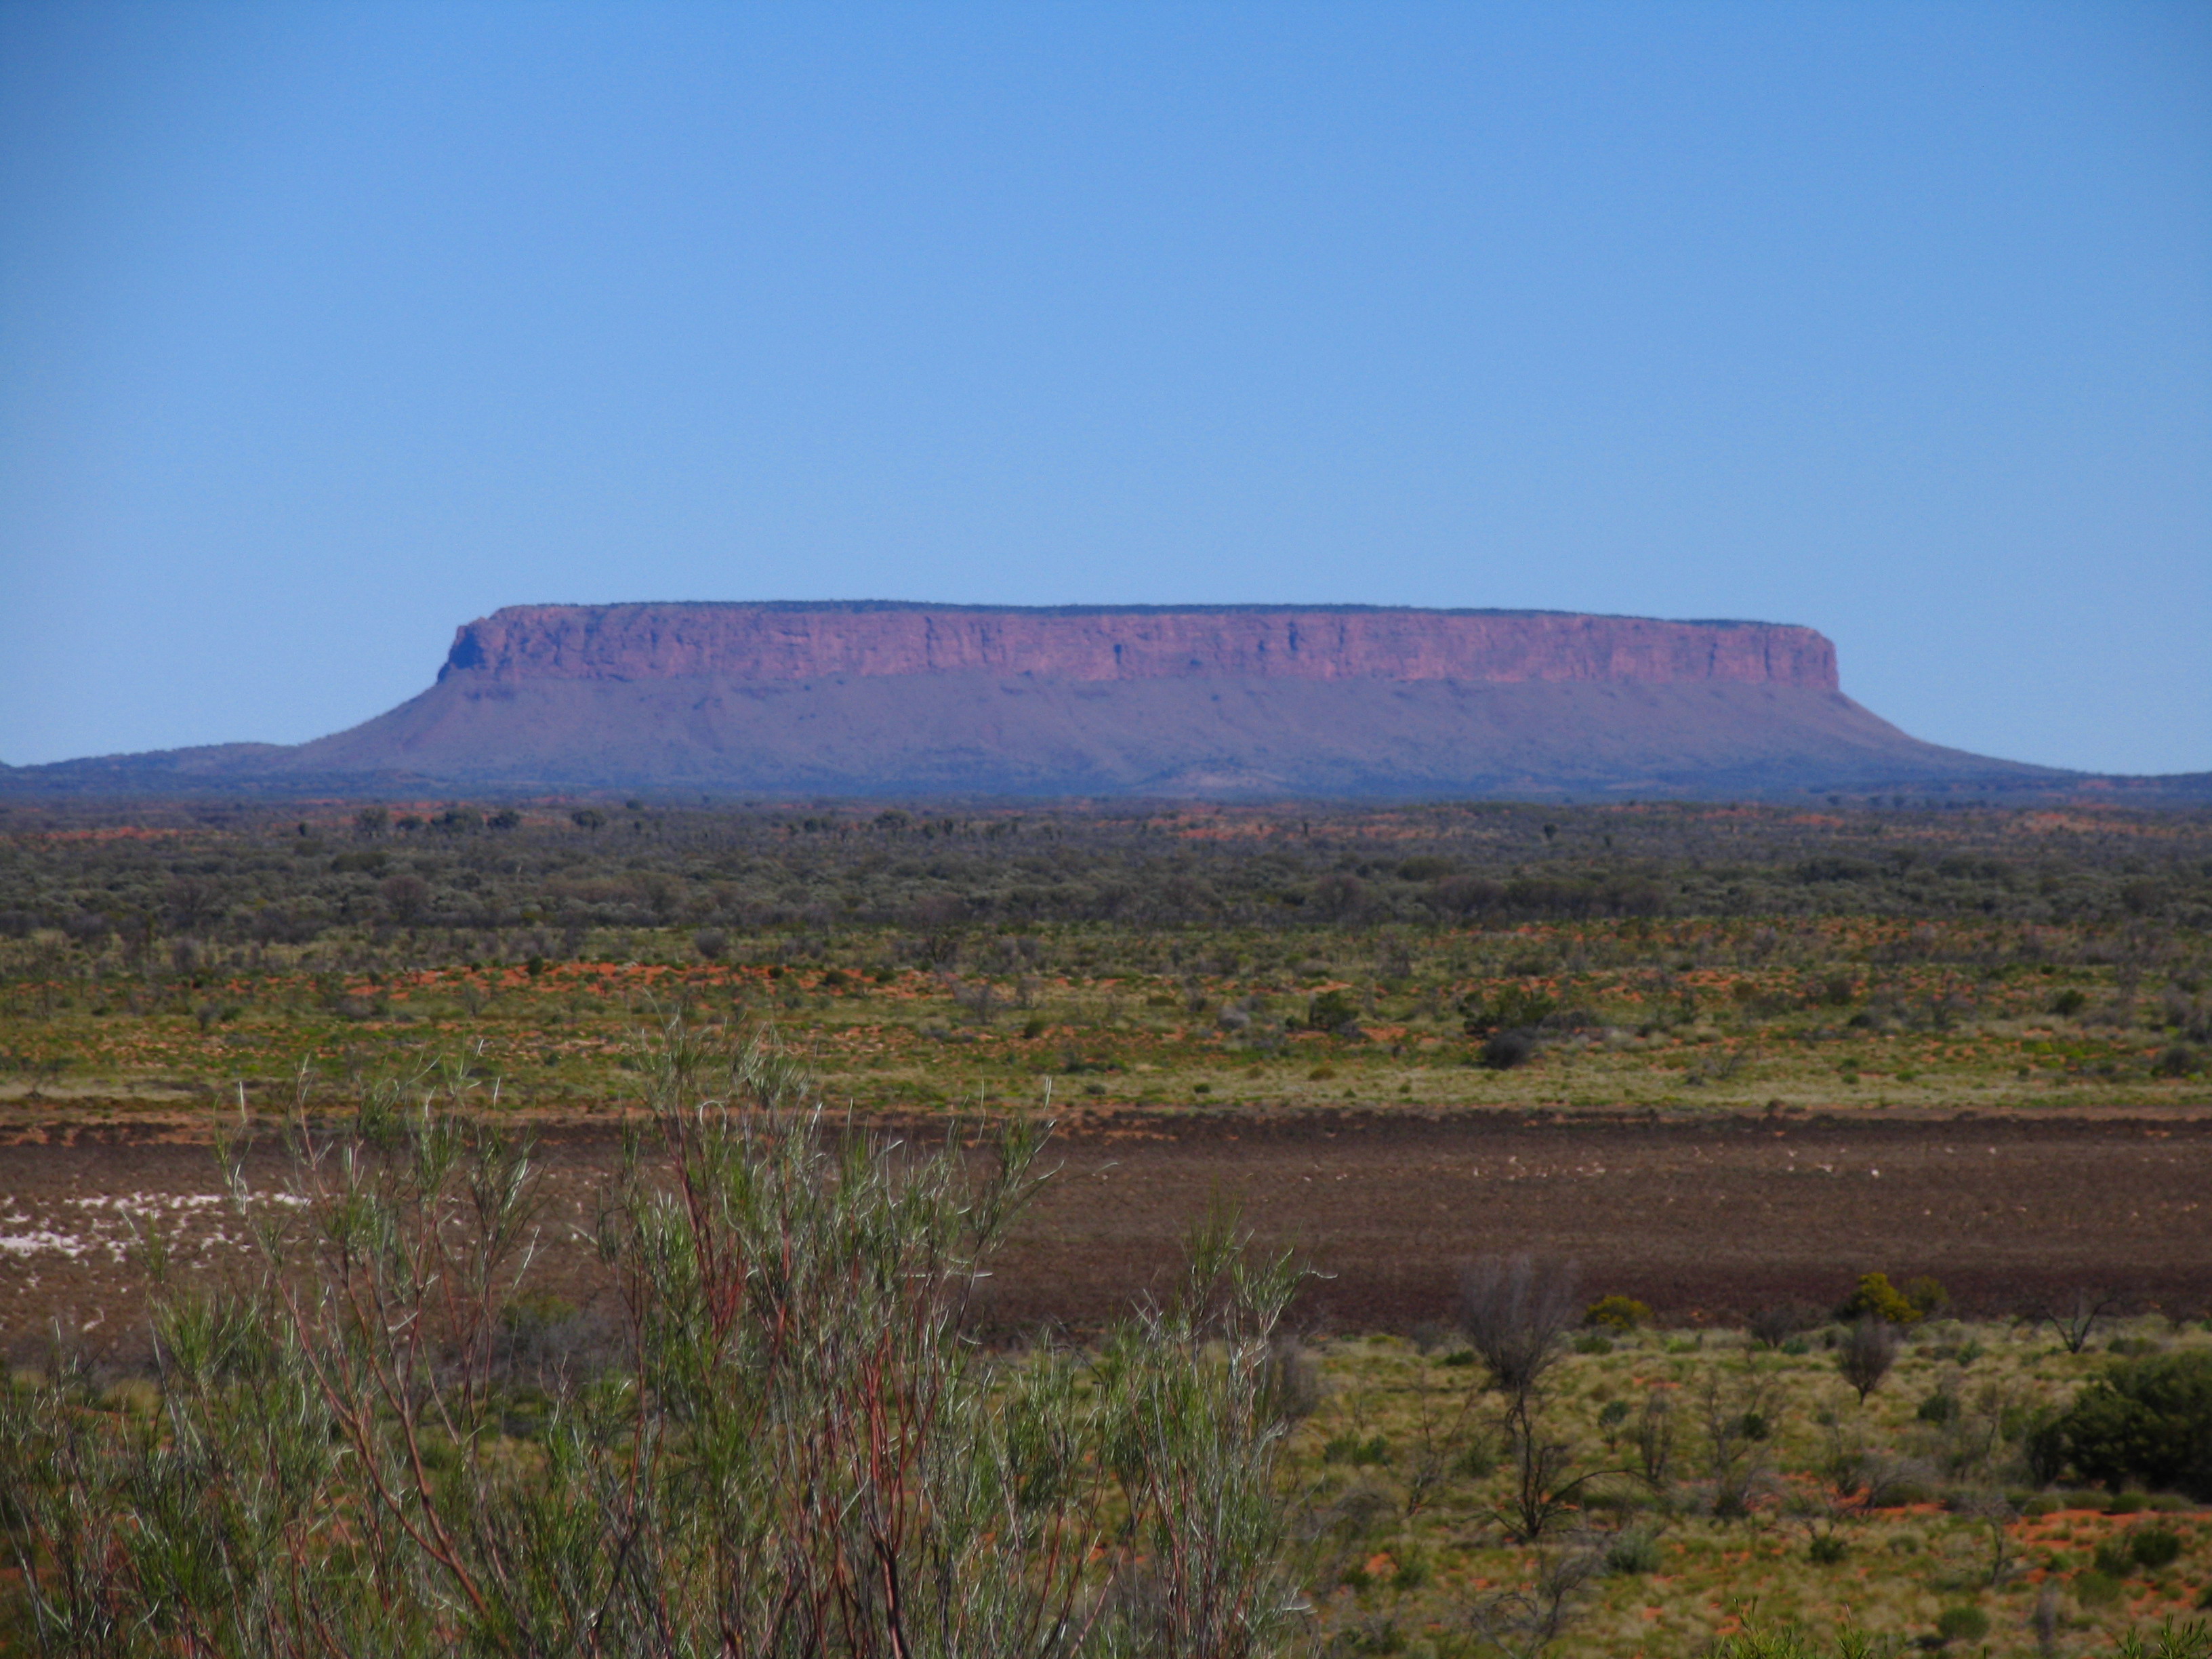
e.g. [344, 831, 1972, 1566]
[440, 602, 1841, 689]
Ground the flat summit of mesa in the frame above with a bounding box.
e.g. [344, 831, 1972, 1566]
[3, 601, 2179, 801]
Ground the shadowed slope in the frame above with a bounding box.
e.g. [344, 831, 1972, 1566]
[289, 669, 2034, 798]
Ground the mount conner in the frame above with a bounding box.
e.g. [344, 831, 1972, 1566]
[3, 602, 2195, 800]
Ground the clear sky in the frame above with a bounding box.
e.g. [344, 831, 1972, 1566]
[3, 1, 2207, 775]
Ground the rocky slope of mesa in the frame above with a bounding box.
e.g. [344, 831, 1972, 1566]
[6, 602, 2181, 800]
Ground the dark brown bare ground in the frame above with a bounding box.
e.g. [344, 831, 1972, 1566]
[5, 1111, 2209, 1366]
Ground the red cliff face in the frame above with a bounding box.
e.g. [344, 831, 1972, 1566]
[440, 603, 1840, 690]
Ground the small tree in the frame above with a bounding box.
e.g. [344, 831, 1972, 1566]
[2041, 1287, 2119, 1354]
[1839, 1315, 1902, 1404]
[1700, 1358, 1780, 1518]
[1459, 1257, 1605, 1541]
[1634, 1389, 1677, 1492]
[1458, 1542, 1601, 1659]
[1460, 1255, 1580, 1413]
[379, 872, 430, 926]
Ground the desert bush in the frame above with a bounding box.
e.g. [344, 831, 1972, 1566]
[0, 1029, 1307, 1658]
[2040, 1350, 2212, 1500]
[1459, 1256, 1580, 1408]
[1836, 1271, 1938, 1325]
[1917, 1388, 1959, 1424]
[1603, 1530, 1662, 1575]
[2132, 1528, 2185, 1570]
[2154, 1044, 2203, 1077]
[1747, 1302, 1822, 1349]
[2042, 1288, 2121, 1354]
[1479, 1030, 1536, 1070]
[1900, 1275, 1948, 1318]
[1839, 1317, 1902, 1404]
[2074, 1570, 2125, 1609]
[1934, 1605, 1990, 1645]
[1305, 989, 1362, 1035]
[1264, 1339, 1327, 1425]
[1459, 985, 1557, 1036]
[1584, 1295, 1650, 1332]
[1633, 1390, 1677, 1491]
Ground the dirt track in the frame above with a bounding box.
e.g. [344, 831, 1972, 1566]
[5, 1111, 2209, 1361]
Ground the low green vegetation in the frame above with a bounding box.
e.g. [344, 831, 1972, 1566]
[1273, 1308, 2212, 1654]
[1, 800, 2208, 1118]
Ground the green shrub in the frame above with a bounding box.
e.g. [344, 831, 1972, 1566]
[1837, 1272, 1924, 1326]
[1479, 1030, 1536, 1069]
[2132, 1528, 2185, 1570]
[1605, 1531, 1663, 1574]
[1586, 1294, 1652, 1331]
[1460, 985, 1557, 1035]
[2046, 1351, 2212, 1500]
[2154, 1044, 2203, 1078]
[1452, 1441, 1498, 1480]
[1934, 1605, 1990, 1645]
[1323, 1433, 1391, 1467]
[1305, 989, 1362, 1034]
[2075, 1570, 2125, 1608]
[1807, 1532, 1849, 1565]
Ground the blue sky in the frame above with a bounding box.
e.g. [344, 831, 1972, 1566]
[3, 1, 2207, 775]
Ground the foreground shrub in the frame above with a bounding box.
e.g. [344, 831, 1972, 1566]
[2116, 1622, 2212, 1659]
[0, 1029, 1307, 1658]
[2039, 1351, 2212, 1501]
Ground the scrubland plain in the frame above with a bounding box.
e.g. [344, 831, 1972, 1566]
[3, 797, 2209, 1654]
